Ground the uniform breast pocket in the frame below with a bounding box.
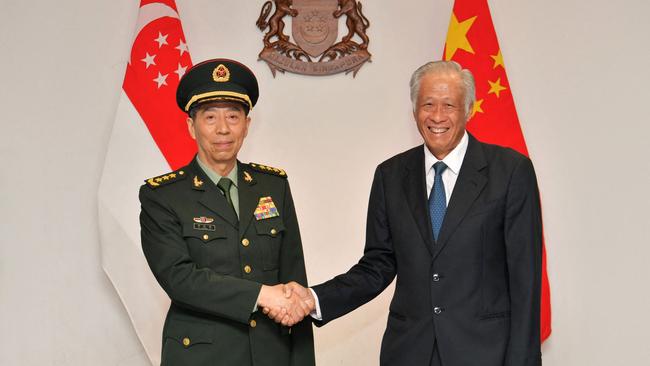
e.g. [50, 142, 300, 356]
[254, 218, 286, 270]
[182, 223, 234, 272]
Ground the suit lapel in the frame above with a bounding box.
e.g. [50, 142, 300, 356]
[403, 147, 435, 257]
[433, 135, 488, 260]
[237, 162, 260, 239]
[190, 159, 239, 229]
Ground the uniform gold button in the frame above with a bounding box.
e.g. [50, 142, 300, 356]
[179, 171, 185, 175]
[270, 228, 277, 235]
[244, 265, 252, 274]
[242, 238, 250, 247]
[182, 337, 191, 347]
[250, 320, 257, 328]
[203, 234, 209, 240]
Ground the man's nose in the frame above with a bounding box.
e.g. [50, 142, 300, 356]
[214, 115, 230, 133]
[430, 105, 446, 123]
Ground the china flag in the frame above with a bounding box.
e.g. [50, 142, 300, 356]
[442, 0, 552, 341]
[98, 1, 195, 364]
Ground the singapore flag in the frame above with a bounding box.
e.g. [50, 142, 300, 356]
[98, 1, 194, 363]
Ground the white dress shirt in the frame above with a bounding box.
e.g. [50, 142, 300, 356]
[308, 132, 469, 320]
[424, 131, 469, 204]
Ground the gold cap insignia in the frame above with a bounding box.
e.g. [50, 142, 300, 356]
[213, 64, 230, 82]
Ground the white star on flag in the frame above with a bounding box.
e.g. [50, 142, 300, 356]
[175, 63, 188, 79]
[176, 39, 189, 56]
[154, 32, 168, 48]
[141, 52, 156, 68]
[153, 72, 168, 88]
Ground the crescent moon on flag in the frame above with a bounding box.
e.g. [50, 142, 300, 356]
[132, 2, 179, 43]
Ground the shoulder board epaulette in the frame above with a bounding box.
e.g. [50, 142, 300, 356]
[144, 169, 187, 188]
[248, 163, 287, 178]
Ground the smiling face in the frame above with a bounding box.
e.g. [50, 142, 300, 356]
[414, 72, 469, 160]
[187, 101, 251, 175]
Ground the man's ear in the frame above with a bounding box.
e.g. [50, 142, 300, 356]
[186, 117, 196, 140]
[243, 116, 251, 138]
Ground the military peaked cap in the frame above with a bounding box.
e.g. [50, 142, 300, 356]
[176, 58, 259, 114]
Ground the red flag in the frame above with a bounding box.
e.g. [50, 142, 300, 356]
[442, 0, 552, 342]
[123, 0, 196, 169]
[99, 1, 195, 364]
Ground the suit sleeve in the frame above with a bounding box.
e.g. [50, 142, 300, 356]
[139, 185, 262, 325]
[312, 166, 397, 325]
[278, 180, 316, 366]
[504, 157, 543, 366]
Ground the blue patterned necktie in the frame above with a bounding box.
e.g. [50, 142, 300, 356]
[429, 162, 448, 241]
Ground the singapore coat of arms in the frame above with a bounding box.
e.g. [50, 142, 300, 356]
[256, 0, 371, 77]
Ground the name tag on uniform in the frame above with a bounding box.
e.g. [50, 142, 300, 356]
[254, 196, 279, 220]
[193, 223, 216, 231]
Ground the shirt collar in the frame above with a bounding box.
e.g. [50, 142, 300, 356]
[195, 156, 239, 187]
[423, 131, 469, 175]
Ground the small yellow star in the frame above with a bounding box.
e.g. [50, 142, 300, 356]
[444, 13, 477, 60]
[490, 50, 504, 69]
[169, 173, 176, 178]
[155, 177, 163, 183]
[488, 78, 508, 98]
[471, 99, 484, 117]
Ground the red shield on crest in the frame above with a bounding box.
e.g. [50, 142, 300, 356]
[291, 0, 339, 58]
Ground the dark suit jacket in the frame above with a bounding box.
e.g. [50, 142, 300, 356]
[140, 159, 315, 366]
[313, 134, 542, 366]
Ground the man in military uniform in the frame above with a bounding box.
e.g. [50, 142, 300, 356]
[139, 59, 315, 366]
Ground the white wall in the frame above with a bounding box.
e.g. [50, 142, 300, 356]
[1, 0, 649, 365]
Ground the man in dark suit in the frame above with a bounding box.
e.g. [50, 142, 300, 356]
[273, 60, 542, 365]
[139, 59, 315, 366]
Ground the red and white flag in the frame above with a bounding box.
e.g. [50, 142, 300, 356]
[98, 1, 194, 363]
[442, 0, 552, 341]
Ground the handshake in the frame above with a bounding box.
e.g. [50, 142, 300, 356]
[258, 282, 315, 327]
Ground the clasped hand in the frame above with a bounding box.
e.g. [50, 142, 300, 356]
[258, 282, 314, 326]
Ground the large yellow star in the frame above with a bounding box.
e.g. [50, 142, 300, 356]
[471, 99, 484, 117]
[490, 50, 504, 69]
[488, 78, 508, 98]
[445, 13, 477, 60]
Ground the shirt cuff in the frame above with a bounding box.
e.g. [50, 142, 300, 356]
[309, 288, 323, 321]
[253, 289, 261, 313]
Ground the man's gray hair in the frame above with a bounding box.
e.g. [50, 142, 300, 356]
[409, 60, 476, 116]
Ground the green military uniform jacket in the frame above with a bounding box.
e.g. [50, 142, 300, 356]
[139, 158, 315, 366]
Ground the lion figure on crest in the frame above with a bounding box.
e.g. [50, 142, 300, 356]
[334, 0, 370, 48]
[256, 0, 298, 47]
